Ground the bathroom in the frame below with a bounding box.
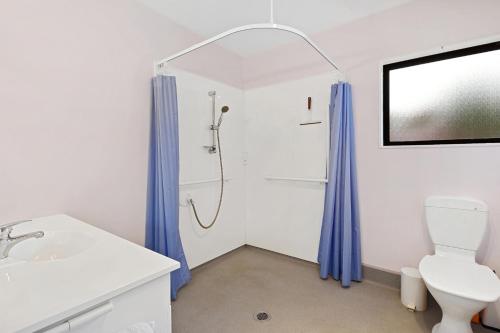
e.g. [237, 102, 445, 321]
[1, 0, 500, 332]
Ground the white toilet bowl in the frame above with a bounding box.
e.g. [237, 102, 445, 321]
[419, 197, 500, 333]
[419, 254, 499, 333]
[427, 284, 486, 333]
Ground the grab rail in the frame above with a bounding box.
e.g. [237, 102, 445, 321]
[264, 176, 328, 184]
[179, 178, 232, 186]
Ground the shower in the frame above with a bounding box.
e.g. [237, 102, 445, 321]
[189, 90, 229, 229]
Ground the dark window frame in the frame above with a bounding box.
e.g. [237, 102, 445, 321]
[382, 41, 500, 146]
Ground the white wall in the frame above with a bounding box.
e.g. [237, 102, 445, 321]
[173, 68, 246, 268]
[245, 72, 342, 262]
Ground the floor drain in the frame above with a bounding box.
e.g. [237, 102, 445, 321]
[254, 311, 271, 321]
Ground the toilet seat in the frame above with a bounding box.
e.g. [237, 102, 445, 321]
[419, 255, 500, 303]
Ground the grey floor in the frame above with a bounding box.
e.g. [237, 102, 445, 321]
[172, 246, 490, 333]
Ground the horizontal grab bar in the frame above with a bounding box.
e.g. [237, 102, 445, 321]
[40, 322, 69, 333]
[265, 176, 328, 184]
[180, 178, 232, 186]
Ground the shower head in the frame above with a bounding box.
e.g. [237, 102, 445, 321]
[217, 106, 229, 127]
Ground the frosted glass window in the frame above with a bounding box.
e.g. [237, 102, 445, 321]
[382, 42, 500, 145]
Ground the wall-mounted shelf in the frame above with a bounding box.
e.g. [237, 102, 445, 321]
[179, 178, 232, 186]
[264, 176, 328, 184]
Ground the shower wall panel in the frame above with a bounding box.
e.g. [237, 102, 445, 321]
[244, 72, 342, 262]
[174, 68, 246, 268]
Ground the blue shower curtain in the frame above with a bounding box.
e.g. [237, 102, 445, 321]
[146, 75, 191, 300]
[317, 82, 362, 287]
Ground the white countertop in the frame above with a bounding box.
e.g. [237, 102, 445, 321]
[0, 215, 180, 333]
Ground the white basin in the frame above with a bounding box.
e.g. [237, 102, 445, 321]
[9, 231, 96, 262]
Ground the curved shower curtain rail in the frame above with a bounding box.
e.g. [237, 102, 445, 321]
[154, 23, 341, 74]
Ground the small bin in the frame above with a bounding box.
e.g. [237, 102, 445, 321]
[401, 267, 428, 311]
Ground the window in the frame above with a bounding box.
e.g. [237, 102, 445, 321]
[382, 41, 500, 146]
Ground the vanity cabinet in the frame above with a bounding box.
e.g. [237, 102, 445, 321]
[39, 274, 172, 333]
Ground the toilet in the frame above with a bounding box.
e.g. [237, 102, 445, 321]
[419, 196, 500, 333]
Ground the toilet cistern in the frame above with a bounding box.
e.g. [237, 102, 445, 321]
[0, 220, 44, 260]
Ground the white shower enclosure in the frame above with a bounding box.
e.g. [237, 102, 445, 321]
[173, 67, 342, 268]
[175, 68, 246, 268]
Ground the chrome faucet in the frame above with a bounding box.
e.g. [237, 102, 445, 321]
[0, 220, 44, 260]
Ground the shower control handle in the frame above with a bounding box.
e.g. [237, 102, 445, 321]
[203, 145, 217, 154]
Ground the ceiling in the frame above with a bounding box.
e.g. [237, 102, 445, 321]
[137, 0, 415, 57]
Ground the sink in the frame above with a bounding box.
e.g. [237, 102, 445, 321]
[9, 231, 96, 262]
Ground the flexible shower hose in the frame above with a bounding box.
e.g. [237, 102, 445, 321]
[189, 127, 224, 229]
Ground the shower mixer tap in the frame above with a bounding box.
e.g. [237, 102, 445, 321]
[204, 144, 217, 154]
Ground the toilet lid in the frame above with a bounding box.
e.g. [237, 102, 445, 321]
[419, 255, 500, 303]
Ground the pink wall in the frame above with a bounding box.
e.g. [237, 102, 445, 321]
[0, 0, 243, 244]
[2, 0, 499, 274]
[242, 0, 500, 272]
